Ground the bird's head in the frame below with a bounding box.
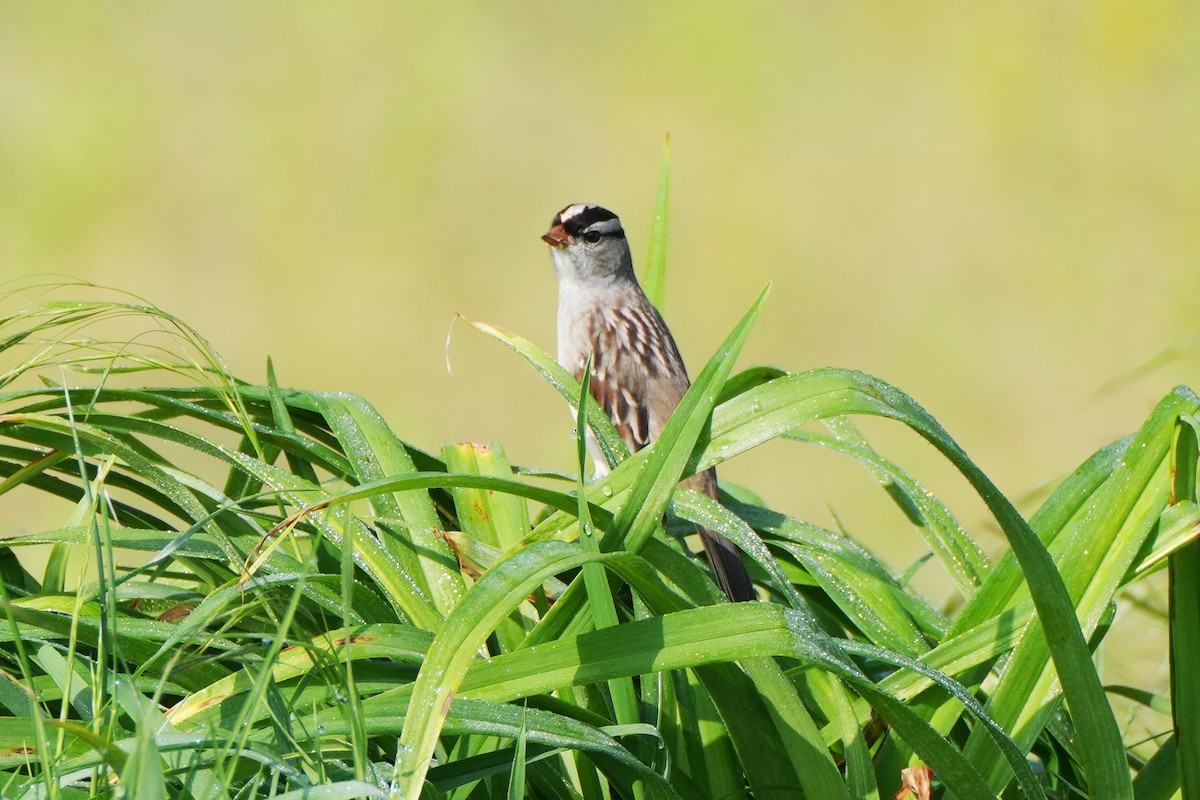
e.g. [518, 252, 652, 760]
[542, 204, 634, 284]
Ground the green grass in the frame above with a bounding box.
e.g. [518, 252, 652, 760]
[0, 269, 1196, 799]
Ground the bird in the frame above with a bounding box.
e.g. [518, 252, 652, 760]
[542, 203, 756, 602]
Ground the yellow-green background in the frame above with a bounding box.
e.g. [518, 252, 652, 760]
[2, 3, 1197, 693]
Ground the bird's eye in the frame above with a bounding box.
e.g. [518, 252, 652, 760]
[583, 231, 602, 244]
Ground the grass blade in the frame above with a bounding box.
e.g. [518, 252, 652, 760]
[642, 135, 670, 310]
[1170, 415, 1200, 798]
[607, 282, 770, 555]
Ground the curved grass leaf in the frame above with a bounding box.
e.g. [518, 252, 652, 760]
[696, 368, 1156, 797]
[608, 283, 769, 555]
[797, 417, 990, 596]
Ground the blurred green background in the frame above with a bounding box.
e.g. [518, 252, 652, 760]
[2, 0, 1198, 631]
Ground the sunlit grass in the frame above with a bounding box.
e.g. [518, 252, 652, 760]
[0, 270, 1195, 799]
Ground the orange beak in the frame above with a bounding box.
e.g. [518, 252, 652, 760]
[541, 224, 569, 248]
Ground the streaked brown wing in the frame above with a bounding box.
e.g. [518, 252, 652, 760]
[574, 303, 688, 453]
[591, 372, 651, 452]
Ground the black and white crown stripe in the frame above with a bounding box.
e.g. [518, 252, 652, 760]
[553, 204, 626, 239]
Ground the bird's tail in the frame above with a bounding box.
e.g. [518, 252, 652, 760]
[698, 525, 756, 602]
[686, 469, 756, 602]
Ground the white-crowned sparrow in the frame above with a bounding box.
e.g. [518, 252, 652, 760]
[542, 203, 755, 602]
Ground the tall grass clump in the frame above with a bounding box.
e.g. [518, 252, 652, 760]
[0, 188, 1198, 798]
